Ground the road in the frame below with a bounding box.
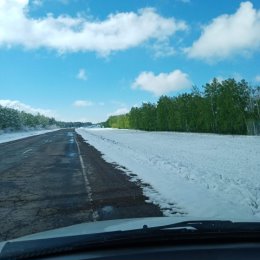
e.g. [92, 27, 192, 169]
[0, 129, 162, 241]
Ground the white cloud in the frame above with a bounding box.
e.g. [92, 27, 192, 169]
[210, 73, 243, 83]
[76, 68, 87, 81]
[186, 1, 260, 61]
[0, 1, 187, 55]
[0, 99, 55, 117]
[255, 75, 260, 82]
[211, 76, 225, 83]
[232, 72, 243, 81]
[109, 108, 130, 116]
[32, 0, 42, 6]
[73, 100, 93, 107]
[151, 41, 176, 58]
[132, 69, 192, 96]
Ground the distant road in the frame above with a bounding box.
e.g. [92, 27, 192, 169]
[0, 129, 162, 241]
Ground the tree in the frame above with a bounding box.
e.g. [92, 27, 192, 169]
[156, 96, 171, 131]
[204, 78, 221, 133]
[103, 78, 257, 135]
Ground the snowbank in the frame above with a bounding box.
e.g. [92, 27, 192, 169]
[0, 129, 60, 144]
[76, 128, 260, 220]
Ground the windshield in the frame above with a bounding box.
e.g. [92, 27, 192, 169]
[0, 0, 260, 243]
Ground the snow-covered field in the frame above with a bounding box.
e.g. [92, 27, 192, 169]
[77, 128, 260, 220]
[0, 129, 60, 144]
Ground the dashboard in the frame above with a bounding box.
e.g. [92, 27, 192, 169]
[35, 242, 260, 260]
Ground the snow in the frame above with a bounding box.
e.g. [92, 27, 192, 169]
[76, 128, 260, 220]
[0, 129, 60, 144]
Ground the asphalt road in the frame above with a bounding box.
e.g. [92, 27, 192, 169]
[0, 129, 162, 241]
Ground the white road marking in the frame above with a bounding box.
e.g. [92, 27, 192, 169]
[75, 134, 99, 221]
[23, 149, 32, 155]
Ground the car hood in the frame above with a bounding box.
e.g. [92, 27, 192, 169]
[0, 215, 258, 253]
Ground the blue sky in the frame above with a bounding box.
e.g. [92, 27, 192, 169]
[0, 0, 260, 123]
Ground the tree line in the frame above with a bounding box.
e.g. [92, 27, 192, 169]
[0, 105, 92, 131]
[104, 78, 260, 135]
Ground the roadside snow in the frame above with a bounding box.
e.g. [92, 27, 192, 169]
[0, 129, 60, 144]
[76, 128, 260, 220]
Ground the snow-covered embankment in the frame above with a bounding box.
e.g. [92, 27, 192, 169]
[76, 128, 260, 220]
[0, 129, 60, 144]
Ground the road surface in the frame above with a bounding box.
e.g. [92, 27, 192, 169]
[0, 129, 162, 241]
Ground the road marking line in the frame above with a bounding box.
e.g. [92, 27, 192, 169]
[23, 149, 32, 155]
[75, 134, 99, 221]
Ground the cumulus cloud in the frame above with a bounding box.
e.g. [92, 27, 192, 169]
[76, 69, 87, 81]
[32, 0, 42, 6]
[132, 70, 192, 96]
[109, 108, 130, 116]
[0, 0, 187, 55]
[0, 99, 55, 117]
[255, 75, 260, 82]
[210, 76, 225, 83]
[151, 41, 176, 58]
[73, 100, 93, 107]
[186, 1, 260, 61]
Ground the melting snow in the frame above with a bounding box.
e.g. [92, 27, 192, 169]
[77, 128, 260, 220]
[0, 129, 60, 144]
